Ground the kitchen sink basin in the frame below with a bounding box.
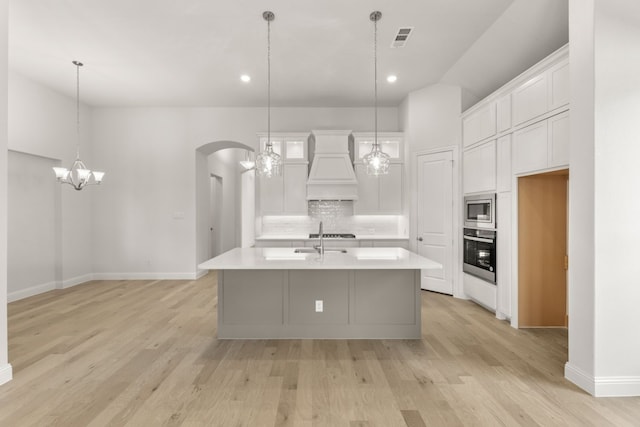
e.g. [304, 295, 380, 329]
[293, 248, 347, 254]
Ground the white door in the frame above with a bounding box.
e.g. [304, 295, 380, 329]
[417, 151, 454, 294]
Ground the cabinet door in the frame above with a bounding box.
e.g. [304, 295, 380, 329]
[512, 74, 548, 126]
[259, 174, 284, 214]
[354, 164, 379, 214]
[549, 60, 570, 111]
[283, 164, 308, 214]
[378, 164, 403, 213]
[463, 140, 496, 194]
[463, 103, 497, 147]
[512, 121, 548, 175]
[496, 135, 512, 192]
[496, 95, 512, 133]
[548, 111, 570, 168]
[496, 192, 512, 318]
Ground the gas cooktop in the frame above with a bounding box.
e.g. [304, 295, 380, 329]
[309, 233, 356, 239]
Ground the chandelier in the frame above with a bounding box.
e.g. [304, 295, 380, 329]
[255, 11, 282, 178]
[363, 11, 390, 176]
[53, 61, 104, 190]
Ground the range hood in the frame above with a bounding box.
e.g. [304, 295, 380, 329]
[307, 130, 358, 200]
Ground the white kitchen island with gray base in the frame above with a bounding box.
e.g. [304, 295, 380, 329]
[198, 247, 442, 339]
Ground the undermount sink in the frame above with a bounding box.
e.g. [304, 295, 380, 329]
[294, 248, 347, 254]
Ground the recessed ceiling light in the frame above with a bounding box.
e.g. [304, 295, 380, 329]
[387, 75, 397, 83]
[240, 74, 251, 83]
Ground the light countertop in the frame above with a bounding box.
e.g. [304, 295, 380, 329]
[198, 247, 441, 270]
[254, 235, 409, 241]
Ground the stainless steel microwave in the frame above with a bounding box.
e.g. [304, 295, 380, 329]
[464, 193, 496, 229]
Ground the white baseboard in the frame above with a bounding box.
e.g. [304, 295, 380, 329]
[92, 272, 199, 281]
[566, 363, 640, 397]
[8, 281, 57, 303]
[60, 273, 94, 289]
[195, 269, 208, 279]
[565, 363, 595, 395]
[0, 363, 13, 386]
[594, 376, 640, 397]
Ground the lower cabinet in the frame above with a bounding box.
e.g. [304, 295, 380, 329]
[463, 273, 496, 312]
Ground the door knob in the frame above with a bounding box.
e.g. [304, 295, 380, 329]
[417, 237, 423, 242]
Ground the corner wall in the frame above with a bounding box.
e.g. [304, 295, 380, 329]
[567, 0, 640, 397]
[0, 0, 12, 385]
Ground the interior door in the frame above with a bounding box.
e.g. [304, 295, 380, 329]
[417, 151, 454, 294]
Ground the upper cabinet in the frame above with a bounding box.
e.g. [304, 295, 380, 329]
[352, 132, 404, 163]
[258, 132, 310, 215]
[512, 57, 570, 127]
[463, 140, 496, 194]
[258, 132, 309, 162]
[512, 111, 569, 175]
[463, 103, 496, 148]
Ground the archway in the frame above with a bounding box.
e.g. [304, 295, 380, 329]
[195, 140, 255, 274]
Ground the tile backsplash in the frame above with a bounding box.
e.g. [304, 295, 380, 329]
[261, 201, 406, 236]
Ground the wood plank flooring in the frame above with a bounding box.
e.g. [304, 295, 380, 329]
[1, 273, 639, 426]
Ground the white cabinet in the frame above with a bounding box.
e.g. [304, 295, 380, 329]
[496, 95, 512, 133]
[463, 140, 496, 194]
[496, 135, 512, 193]
[512, 120, 548, 174]
[259, 174, 284, 214]
[496, 192, 511, 318]
[549, 60, 570, 111]
[513, 74, 548, 126]
[354, 164, 403, 214]
[513, 112, 569, 175]
[352, 132, 403, 162]
[463, 103, 497, 147]
[512, 58, 569, 127]
[258, 132, 310, 215]
[548, 111, 570, 168]
[283, 164, 308, 214]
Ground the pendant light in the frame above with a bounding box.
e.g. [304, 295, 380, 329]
[363, 11, 390, 176]
[255, 11, 282, 178]
[53, 61, 105, 190]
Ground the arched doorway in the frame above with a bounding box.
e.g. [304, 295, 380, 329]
[195, 141, 255, 274]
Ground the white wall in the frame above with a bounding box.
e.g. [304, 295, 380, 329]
[7, 151, 58, 301]
[92, 106, 398, 278]
[567, 0, 640, 397]
[0, 0, 11, 386]
[8, 71, 93, 287]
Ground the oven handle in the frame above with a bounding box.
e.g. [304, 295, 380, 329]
[463, 235, 495, 243]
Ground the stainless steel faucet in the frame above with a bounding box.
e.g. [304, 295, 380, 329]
[317, 221, 325, 255]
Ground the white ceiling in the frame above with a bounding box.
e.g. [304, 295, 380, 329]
[8, 0, 568, 108]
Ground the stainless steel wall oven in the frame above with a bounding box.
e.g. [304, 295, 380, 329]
[463, 227, 496, 283]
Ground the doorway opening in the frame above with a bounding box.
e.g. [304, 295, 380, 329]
[518, 169, 569, 327]
[209, 174, 223, 259]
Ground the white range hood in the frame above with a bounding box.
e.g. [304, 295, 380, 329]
[306, 130, 358, 200]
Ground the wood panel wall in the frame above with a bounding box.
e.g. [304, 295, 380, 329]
[518, 170, 568, 327]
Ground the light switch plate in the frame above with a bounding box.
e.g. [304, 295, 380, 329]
[315, 300, 323, 312]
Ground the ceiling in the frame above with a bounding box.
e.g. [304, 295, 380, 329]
[8, 0, 568, 108]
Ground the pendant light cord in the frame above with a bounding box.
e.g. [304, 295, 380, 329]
[374, 14, 378, 150]
[267, 16, 271, 150]
[76, 61, 81, 159]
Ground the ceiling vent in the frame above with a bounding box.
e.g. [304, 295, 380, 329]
[391, 27, 414, 48]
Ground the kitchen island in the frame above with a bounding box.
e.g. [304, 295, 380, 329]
[198, 247, 441, 339]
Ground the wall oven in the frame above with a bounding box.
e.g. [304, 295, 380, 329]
[464, 193, 496, 229]
[463, 228, 496, 283]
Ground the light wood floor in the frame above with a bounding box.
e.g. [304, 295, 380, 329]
[1, 274, 639, 426]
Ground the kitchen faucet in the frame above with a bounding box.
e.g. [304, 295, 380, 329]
[316, 221, 325, 255]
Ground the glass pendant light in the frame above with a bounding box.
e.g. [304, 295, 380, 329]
[255, 11, 282, 178]
[363, 11, 390, 176]
[53, 61, 105, 190]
